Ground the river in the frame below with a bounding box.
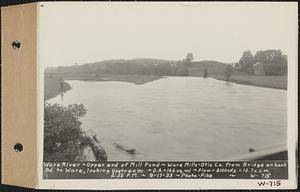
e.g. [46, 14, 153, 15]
[48, 77, 287, 160]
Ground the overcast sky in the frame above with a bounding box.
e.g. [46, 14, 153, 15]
[39, 2, 297, 67]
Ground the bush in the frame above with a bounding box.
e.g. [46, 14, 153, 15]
[263, 63, 287, 76]
[224, 65, 234, 81]
[239, 50, 255, 72]
[254, 49, 287, 75]
[44, 103, 89, 161]
[203, 68, 208, 78]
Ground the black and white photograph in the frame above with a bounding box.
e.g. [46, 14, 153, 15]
[39, 2, 297, 187]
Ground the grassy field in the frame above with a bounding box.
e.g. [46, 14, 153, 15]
[214, 74, 287, 90]
[185, 62, 287, 90]
[44, 76, 71, 100]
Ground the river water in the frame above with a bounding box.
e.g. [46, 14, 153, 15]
[48, 77, 287, 160]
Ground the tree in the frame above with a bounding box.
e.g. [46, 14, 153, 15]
[184, 53, 194, 66]
[239, 50, 255, 72]
[254, 49, 287, 75]
[224, 64, 234, 81]
[44, 103, 105, 161]
[203, 68, 208, 78]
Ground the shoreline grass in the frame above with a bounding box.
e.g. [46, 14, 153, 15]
[213, 74, 287, 90]
[63, 74, 164, 85]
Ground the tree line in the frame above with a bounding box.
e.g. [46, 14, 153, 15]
[97, 62, 189, 76]
[236, 49, 287, 75]
[47, 59, 190, 76]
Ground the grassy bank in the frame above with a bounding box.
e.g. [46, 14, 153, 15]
[186, 63, 287, 90]
[214, 74, 287, 90]
[44, 76, 71, 100]
[47, 73, 164, 85]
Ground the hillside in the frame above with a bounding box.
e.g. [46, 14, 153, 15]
[45, 58, 175, 74]
[188, 60, 230, 77]
[45, 58, 229, 77]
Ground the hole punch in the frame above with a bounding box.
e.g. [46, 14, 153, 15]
[14, 143, 23, 152]
[12, 40, 21, 49]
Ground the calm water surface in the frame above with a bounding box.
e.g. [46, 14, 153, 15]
[48, 77, 287, 160]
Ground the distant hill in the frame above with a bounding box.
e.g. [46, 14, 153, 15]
[188, 60, 230, 77]
[190, 60, 230, 68]
[45, 58, 229, 77]
[45, 58, 175, 73]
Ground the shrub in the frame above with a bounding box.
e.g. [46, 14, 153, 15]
[44, 103, 89, 161]
[254, 49, 287, 75]
[224, 64, 234, 81]
[239, 50, 255, 72]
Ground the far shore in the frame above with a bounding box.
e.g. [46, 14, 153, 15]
[44, 74, 163, 100]
[63, 73, 164, 85]
[45, 73, 287, 100]
[44, 76, 71, 100]
[213, 74, 287, 90]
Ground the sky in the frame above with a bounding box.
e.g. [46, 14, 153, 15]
[38, 2, 297, 67]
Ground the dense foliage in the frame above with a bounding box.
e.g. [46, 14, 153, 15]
[44, 103, 89, 161]
[46, 58, 189, 76]
[224, 64, 234, 81]
[238, 50, 255, 72]
[184, 53, 194, 66]
[238, 49, 287, 75]
[254, 50, 287, 75]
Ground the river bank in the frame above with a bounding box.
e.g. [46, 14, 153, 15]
[44, 102, 108, 161]
[45, 74, 163, 100]
[213, 74, 287, 90]
[45, 73, 287, 101]
[45, 76, 72, 100]
[60, 73, 164, 85]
